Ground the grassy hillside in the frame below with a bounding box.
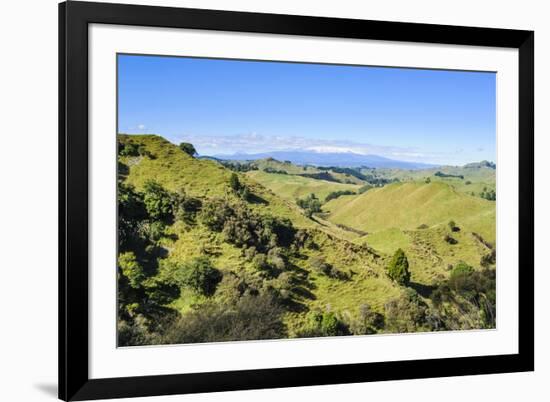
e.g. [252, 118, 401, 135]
[117, 134, 407, 343]
[227, 158, 366, 185]
[361, 164, 496, 198]
[324, 181, 495, 244]
[361, 224, 494, 285]
[119, 134, 231, 197]
[250, 158, 313, 174]
[117, 134, 497, 346]
[246, 170, 360, 202]
[119, 134, 315, 229]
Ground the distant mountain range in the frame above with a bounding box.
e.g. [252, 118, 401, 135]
[208, 150, 437, 169]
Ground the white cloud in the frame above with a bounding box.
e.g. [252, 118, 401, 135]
[137, 124, 146, 130]
[307, 146, 362, 154]
[170, 132, 445, 162]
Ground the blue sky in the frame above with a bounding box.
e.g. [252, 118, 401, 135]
[118, 54, 496, 165]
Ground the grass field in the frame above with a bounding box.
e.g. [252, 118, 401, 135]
[246, 170, 360, 202]
[361, 164, 496, 198]
[324, 181, 495, 244]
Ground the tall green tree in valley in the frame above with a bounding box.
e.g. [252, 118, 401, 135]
[387, 248, 411, 286]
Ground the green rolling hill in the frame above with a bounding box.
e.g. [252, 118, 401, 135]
[323, 181, 495, 244]
[360, 164, 496, 198]
[117, 134, 497, 346]
[117, 134, 405, 341]
[246, 170, 360, 202]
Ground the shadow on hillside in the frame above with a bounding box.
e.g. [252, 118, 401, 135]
[247, 193, 268, 205]
[409, 281, 436, 298]
[281, 263, 317, 313]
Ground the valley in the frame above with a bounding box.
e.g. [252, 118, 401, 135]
[117, 134, 497, 346]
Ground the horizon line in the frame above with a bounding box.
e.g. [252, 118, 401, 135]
[118, 132, 495, 167]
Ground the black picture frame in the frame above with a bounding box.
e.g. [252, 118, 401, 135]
[59, 1, 534, 400]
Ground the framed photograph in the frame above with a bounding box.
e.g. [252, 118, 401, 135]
[59, 1, 534, 400]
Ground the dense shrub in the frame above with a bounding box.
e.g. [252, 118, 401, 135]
[200, 199, 233, 232]
[480, 188, 496, 201]
[117, 315, 155, 346]
[118, 251, 145, 289]
[219, 161, 258, 172]
[386, 248, 410, 286]
[143, 181, 173, 221]
[137, 220, 166, 243]
[316, 166, 368, 181]
[384, 288, 429, 333]
[118, 183, 148, 249]
[299, 310, 350, 337]
[228, 173, 253, 201]
[118, 141, 154, 159]
[296, 193, 322, 218]
[325, 190, 356, 202]
[119, 141, 141, 157]
[267, 248, 287, 271]
[172, 190, 202, 223]
[263, 167, 288, 174]
[449, 261, 475, 280]
[200, 199, 296, 253]
[181, 257, 223, 296]
[434, 171, 464, 179]
[358, 184, 373, 194]
[161, 293, 286, 344]
[347, 304, 385, 335]
[430, 265, 496, 329]
[309, 256, 348, 280]
[145, 279, 181, 305]
[229, 173, 241, 192]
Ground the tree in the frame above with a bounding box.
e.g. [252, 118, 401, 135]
[178, 142, 197, 156]
[118, 251, 145, 289]
[142, 181, 173, 221]
[229, 173, 241, 192]
[228, 173, 253, 201]
[480, 188, 496, 201]
[301, 310, 349, 337]
[182, 257, 222, 296]
[172, 189, 202, 223]
[119, 141, 140, 157]
[296, 193, 322, 218]
[325, 190, 356, 202]
[118, 183, 147, 249]
[387, 248, 410, 286]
